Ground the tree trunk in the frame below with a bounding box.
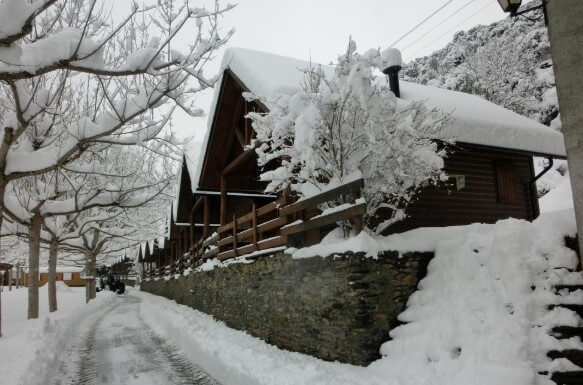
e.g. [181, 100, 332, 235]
[547, 0, 583, 265]
[85, 251, 97, 303]
[28, 214, 41, 319]
[48, 238, 58, 312]
[8, 268, 11, 291]
[0, 180, 4, 334]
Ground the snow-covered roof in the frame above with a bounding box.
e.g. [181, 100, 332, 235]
[174, 140, 203, 214]
[199, 47, 565, 159]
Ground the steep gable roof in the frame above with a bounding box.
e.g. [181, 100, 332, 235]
[197, 47, 566, 163]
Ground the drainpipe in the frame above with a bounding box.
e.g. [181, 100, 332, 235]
[530, 157, 554, 218]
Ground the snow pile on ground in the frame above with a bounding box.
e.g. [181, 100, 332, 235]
[140, 210, 580, 385]
[0, 286, 114, 385]
[137, 290, 380, 385]
[371, 211, 580, 385]
[535, 158, 573, 214]
[539, 170, 574, 214]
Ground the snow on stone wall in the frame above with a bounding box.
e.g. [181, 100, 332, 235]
[141, 250, 433, 365]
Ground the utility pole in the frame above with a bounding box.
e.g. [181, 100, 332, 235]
[0, 271, 3, 338]
[546, 0, 583, 265]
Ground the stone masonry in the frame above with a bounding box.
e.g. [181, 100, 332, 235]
[141, 250, 433, 365]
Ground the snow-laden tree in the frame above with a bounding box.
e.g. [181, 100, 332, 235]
[247, 40, 452, 231]
[452, 36, 537, 113]
[0, 0, 232, 252]
[3, 144, 172, 317]
[59, 201, 166, 303]
[402, 0, 557, 128]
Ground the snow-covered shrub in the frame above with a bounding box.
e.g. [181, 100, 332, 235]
[247, 40, 452, 231]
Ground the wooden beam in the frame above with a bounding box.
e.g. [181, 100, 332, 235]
[233, 124, 245, 149]
[252, 203, 258, 248]
[220, 174, 227, 225]
[244, 101, 250, 144]
[280, 178, 364, 216]
[222, 145, 257, 175]
[281, 203, 366, 236]
[203, 196, 210, 238]
[190, 196, 204, 217]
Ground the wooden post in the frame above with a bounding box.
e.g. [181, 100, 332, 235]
[353, 186, 363, 235]
[232, 214, 237, 257]
[8, 268, 12, 291]
[220, 175, 227, 225]
[252, 203, 258, 249]
[189, 215, 195, 254]
[244, 101, 249, 144]
[353, 215, 363, 235]
[158, 249, 162, 274]
[177, 232, 182, 262]
[203, 196, 210, 238]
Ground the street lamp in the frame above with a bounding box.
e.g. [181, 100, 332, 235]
[497, 0, 548, 24]
[497, 0, 522, 15]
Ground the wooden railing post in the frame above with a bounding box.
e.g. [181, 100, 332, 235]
[193, 234, 198, 261]
[353, 215, 363, 235]
[232, 214, 238, 257]
[353, 186, 363, 235]
[252, 203, 258, 249]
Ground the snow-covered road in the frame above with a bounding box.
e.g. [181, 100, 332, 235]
[51, 293, 220, 385]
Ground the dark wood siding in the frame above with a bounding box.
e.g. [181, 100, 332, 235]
[384, 145, 537, 234]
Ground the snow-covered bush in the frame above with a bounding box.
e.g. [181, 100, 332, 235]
[247, 40, 452, 231]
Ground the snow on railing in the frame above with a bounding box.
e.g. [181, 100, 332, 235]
[144, 178, 365, 277]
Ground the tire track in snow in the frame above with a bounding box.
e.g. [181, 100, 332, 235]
[53, 299, 120, 385]
[53, 292, 219, 385]
[142, 316, 219, 385]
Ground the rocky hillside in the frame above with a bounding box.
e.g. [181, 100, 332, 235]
[403, 0, 560, 129]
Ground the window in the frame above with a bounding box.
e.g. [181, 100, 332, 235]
[494, 160, 518, 203]
[63, 272, 72, 281]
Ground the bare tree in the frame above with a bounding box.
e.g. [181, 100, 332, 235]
[3, 144, 173, 317]
[0, 0, 231, 319]
[0, 0, 232, 255]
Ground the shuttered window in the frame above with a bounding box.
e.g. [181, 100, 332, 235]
[494, 160, 518, 203]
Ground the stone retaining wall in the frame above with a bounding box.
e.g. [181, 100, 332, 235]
[141, 250, 433, 365]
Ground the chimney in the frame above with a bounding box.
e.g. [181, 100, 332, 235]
[380, 48, 403, 98]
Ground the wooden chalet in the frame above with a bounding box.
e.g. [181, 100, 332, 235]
[141, 48, 566, 277]
[23, 266, 85, 287]
[0, 263, 12, 285]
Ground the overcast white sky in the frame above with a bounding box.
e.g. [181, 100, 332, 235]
[124, 0, 511, 147]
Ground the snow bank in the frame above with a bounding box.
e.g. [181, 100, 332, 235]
[540, 172, 574, 213]
[0, 287, 115, 385]
[370, 211, 580, 385]
[140, 210, 580, 385]
[137, 290, 382, 385]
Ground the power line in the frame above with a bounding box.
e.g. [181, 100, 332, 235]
[404, 0, 495, 61]
[401, 0, 481, 52]
[389, 0, 455, 48]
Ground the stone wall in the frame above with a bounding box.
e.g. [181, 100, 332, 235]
[141, 250, 433, 366]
